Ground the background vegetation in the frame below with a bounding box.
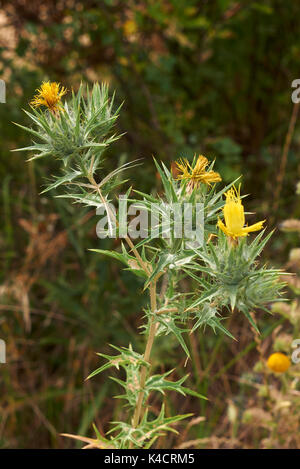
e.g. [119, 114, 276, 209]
[0, 0, 299, 448]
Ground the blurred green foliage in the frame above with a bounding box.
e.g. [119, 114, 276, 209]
[0, 0, 300, 448]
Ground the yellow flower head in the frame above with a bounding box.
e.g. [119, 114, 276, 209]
[217, 185, 265, 239]
[267, 352, 291, 373]
[176, 155, 222, 190]
[30, 81, 67, 113]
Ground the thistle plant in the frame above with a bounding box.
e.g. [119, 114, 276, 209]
[15, 81, 286, 449]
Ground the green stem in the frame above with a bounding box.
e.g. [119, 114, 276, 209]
[88, 174, 158, 446]
[131, 281, 158, 431]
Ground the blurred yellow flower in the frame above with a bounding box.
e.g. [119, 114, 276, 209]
[267, 352, 291, 373]
[118, 57, 129, 67]
[123, 20, 138, 37]
[217, 185, 265, 239]
[176, 155, 221, 189]
[30, 81, 67, 113]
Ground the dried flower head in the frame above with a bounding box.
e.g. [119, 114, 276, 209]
[176, 155, 221, 190]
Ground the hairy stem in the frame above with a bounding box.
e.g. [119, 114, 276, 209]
[88, 174, 158, 446]
[89, 175, 160, 447]
[131, 281, 158, 430]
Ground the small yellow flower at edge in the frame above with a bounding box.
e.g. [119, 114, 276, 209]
[30, 81, 67, 113]
[267, 352, 291, 373]
[217, 185, 265, 239]
[176, 155, 222, 189]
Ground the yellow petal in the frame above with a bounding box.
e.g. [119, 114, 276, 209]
[242, 220, 265, 235]
[217, 218, 230, 236]
[224, 200, 245, 235]
[199, 170, 222, 185]
[194, 155, 208, 173]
